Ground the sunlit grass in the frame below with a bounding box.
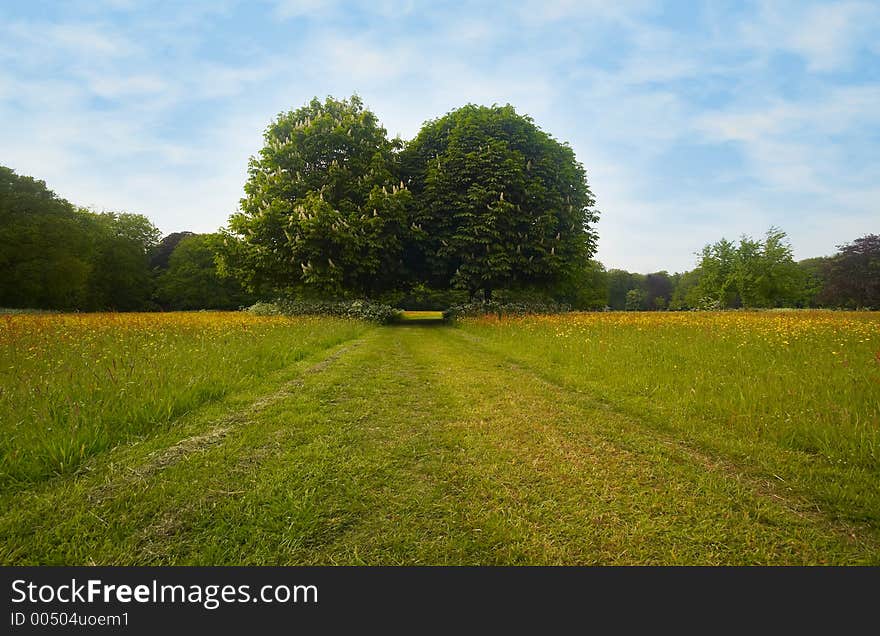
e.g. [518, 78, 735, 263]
[457, 310, 880, 524]
[398, 311, 445, 322]
[0, 312, 366, 484]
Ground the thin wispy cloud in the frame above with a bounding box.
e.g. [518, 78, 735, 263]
[0, 0, 877, 272]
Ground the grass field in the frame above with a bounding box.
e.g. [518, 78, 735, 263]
[0, 313, 366, 484]
[1, 310, 878, 564]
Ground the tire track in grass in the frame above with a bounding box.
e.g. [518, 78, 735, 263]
[448, 327, 880, 552]
[3, 326, 877, 564]
[128, 326, 878, 564]
[137, 329, 459, 564]
[0, 337, 368, 564]
[87, 340, 364, 498]
[391, 327, 877, 564]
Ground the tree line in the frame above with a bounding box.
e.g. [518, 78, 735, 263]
[602, 229, 880, 311]
[1, 93, 877, 312]
[0, 166, 251, 311]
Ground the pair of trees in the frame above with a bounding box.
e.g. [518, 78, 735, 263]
[0, 166, 160, 311]
[224, 96, 600, 303]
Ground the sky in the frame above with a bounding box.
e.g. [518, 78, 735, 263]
[1, 1, 878, 273]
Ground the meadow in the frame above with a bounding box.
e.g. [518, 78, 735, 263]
[0, 312, 366, 484]
[1, 310, 878, 564]
[457, 311, 880, 530]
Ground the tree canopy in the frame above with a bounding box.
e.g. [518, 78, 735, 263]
[224, 98, 599, 302]
[0, 166, 160, 311]
[225, 95, 412, 298]
[820, 234, 880, 308]
[156, 233, 254, 310]
[695, 228, 801, 309]
[401, 103, 598, 299]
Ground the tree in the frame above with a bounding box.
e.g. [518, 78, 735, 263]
[555, 258, 608, 309]
[150, 231, 196, 270]
[644, 271, 672, 310]
[820, 234, 880, 308]
[695, 228, 800, 308]
[669, 268, 703, 310]
[401, 104, 598, 299]
[156, 234, 254, 310]
[796, 257, 829, 307]
[225, 95, 412, 298]
[625, 288, 645, 311]
[84, 211, 161, 311]
[0, 166, 93, 309]
[735, 228, 801, 307]
[607, 269, 644, 310]
[695, 238, 738, 308]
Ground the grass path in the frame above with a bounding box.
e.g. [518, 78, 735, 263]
[2, 325, 877, 564]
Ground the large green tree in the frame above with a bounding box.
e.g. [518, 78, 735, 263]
[0, 166, 93, 309]
[401, 104, 598, 299]
[225, 95, 412, 298]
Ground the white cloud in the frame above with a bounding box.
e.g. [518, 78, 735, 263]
[695, 85, 880, 194]
[742, 1, 879, 72]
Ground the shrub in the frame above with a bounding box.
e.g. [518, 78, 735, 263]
[247, 299, 401, 324]
[446, 300, 571, 319]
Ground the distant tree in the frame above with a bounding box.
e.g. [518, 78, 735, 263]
[555, 258, 608, 309]
[796, 257, 830, 307]
[607, 269, 644, 310]
[84, 211, 161, 310]
[0, 166, 93, 309]
[696, 228, 800, 308]
[644, 271, 673, 310]
[402, 104, 598, 299]
[150, 231, 196, 270]
[695, 237, 739, 308]
[225, 95, 412, 298]
[669, 268, 703, 310]
[735, 228, 801, 307]
[625, 288, 645, 311]
[820, 234, 880, 308]
[156, 234, 254, 310]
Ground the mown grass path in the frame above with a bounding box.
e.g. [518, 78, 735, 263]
[2, 325, 877, 564]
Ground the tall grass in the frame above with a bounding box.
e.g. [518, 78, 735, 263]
[0, 312, 365, 485]
[457, 311, 880, 520]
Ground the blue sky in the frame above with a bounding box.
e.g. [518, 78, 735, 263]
[1, 0, 878, 273]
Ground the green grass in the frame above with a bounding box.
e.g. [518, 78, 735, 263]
[456, 311, 880, 532]
[1, 313, 879, 564]
[0, 312, 366, 484]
